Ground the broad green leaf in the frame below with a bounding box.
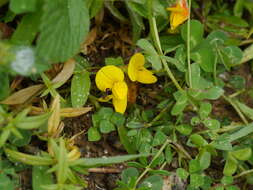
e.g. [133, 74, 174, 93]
[111, 112, 125, 127]
[229, 122, 253, 142]
[32, 166, 54, 190]
[228, 75, 245, 90]
[139, 175, 163, 190]
[199, 102, 212, 120]
[71, 70, 90, 107]
[137, 39, 157, 55]
[10, 0, 37, 14]
[146, 54, 162, 70]
[0, 129, 11, 148]
[198, 150, 211, 170]
[208, 14, 248, 27]
[221, 176, 233, 185]
[189, 134, 208, 147]
[212, 134, 232, 151]
[97, 107, 113, 120]
[191, 44, 216, 72]
[176, 168, 189, 180]
[11, 7, 42, 45]
[181, 20, 204, 48]
[0, 173, 14, 190]
[117, 125, 136, 154]
[203, 119, 220, 130]
[9, 130, 31, 147]
[232, 148, 252, 161]
[104, 1, 127, 22]
[171, 92, 188, 115]
[88, 127, 101, 142]
[188, 86, 224, 100]
[152, 130, 167, 146]
[176, 124, 192, 135]
[223, 155, 237, 176]
[190, 174, 204, 188]
[234, 0, 245, 17]
[36, 0, 90, 62]
[121, 167, 139, 184]
[220, 46, 243, 68]
[99, 119, 115, 134]
[207, 30, 228, 45]
[165, 145, 173, 164]
[105, 57, 124, 66]
[189, 159, 201, 173]
[87, 0, 104, 18]
[73, 154, 149, 167]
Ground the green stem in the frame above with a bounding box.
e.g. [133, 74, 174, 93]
[223, 95, 248, 125]
[147, 0, 183, 92]
[134, 139, 170, 188]
[187, 0, 192, 88]
[234, 168, 253, 179]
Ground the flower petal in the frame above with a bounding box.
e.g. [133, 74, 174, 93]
[128, 53, 145, 82]
[113, 97, 127, 114]
[98, 95, 113, 102]
[137, 68, 157, 84]
[95, 65, 124, 91]
[112, 81, 128, 100]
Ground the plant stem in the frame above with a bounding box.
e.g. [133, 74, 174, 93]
[147, 0, 183, 92]
[234, 168, 253, 179]
[134, 139, 170, 188]
[187, 0, 192, 88]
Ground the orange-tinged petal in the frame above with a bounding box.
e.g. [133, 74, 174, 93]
[128, 53, 145, 82]
[136, 68, 157, 84]
[95, 65, 124, 91]
[112, 81, 128, 100]
[113, 97, 127, 114]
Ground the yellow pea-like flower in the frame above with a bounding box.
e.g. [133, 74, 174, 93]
[167, 0, 190, 30]
[128, 53, 157, 84]
[95, 65, 128, 114]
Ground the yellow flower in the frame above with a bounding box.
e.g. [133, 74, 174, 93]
[167, 0, 189, 30]
[128, 53, 157, 84]
[95, 65, 128, 114]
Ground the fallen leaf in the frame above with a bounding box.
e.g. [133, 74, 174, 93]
[60, 107, 92, 117]
[0, 84, 44, 105]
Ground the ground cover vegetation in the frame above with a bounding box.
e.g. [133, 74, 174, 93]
[1, 0, 253, 189]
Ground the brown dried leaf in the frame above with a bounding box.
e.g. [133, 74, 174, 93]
[48, 95, 60, 136]
[52, 58, 76, 85]
[0, 84, 44, 105]
[60, 107, 92, 117]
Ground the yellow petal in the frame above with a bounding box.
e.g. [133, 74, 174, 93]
[170, 12, 189, 30]
[112, 81, 128, 100]
[95, 65, 124, 91]
[113, 97, 127, 114]
[136, 68, 157, 84]
[128, 53, 145, 82]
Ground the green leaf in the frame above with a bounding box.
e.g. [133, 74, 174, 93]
[221, 176, 233, 185]
[223, 155, 237, 176]
[190, 174, 204, 188]
[191, 44, 216, 72]
[99, 119, 115, 134]
[176, 124, 192, 136]
[203, 119, 220, 130]
[97, 107, 113, 120]
[121, 167, 139, 184]
[9, 130, 31, 147]
[189, 134, 208, 147]
[10, 0, 37, 14]
[229, 122, 253, 142]
[199, 102, 212, 120]
[111, 112, 125, 127]
[176, 168, 189, 180]
[0, 72, 9, 100]
[0, 173, 14, 190]
[171, 91, 188, 115]
[88, 0, 104, 18]
[226, 185, 240, 190]
[234, 100, 253, 120]
[71, 70, 91, 107]
[117, 125, 136, 154]
[228, 75, 245, 90]
[11, 8, 42, 45]
[152, 130, 167, 146]
[198, 150, 211, 170]
[32, 166, 54, 190]
[234, 0, 245, 17]
[189, 159, 201, 173]
[232, 148, 252, 161]
[212, 134, 232, 151]
[105, 57, 124, 66]
[139, 175, 163, 190]
[188, 86, 224, 100]
[74, 154, 149, 167]
[181, 20, 204, 48]
[165, 145, 173, 164]
[88, 127, 101, 142]
[220, 46, 243, 69]
[36, 0, 90, 62]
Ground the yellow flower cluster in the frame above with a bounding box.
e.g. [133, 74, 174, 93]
[95, 53, 157, 114]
